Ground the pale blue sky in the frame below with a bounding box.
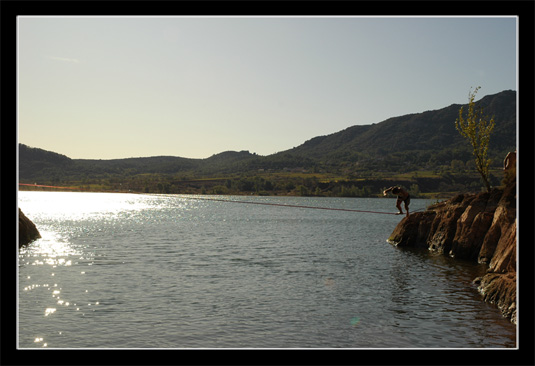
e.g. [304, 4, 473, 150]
[18, 16, 517, 159]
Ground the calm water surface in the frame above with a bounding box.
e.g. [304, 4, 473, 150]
[18, 191, 517, 348]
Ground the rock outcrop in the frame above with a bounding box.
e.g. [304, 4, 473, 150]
[387, 180, 517, 323]
[19, 209, 41, 248]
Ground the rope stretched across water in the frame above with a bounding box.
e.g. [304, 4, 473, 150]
[20, 183, 422, 215]
[183, 196, 405, 215]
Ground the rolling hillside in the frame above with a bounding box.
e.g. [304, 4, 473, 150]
[275, 89, 515, 166]
[19, 90, 516, 194]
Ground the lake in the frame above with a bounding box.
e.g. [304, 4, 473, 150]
[17, 191, 517, 348]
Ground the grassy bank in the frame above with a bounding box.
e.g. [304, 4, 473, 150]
[19, 167, 504, 199]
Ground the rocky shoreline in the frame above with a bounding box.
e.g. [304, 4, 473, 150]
[387, 180, 517, 323]
[19, 208, 41, 248]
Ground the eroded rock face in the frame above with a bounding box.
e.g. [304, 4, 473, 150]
[488, 219, 516, 274]
[450, 190, 499, 260]
[19, 208, 41, 248]
[387, 211, 435, 249]
[478, 182, 517, 265]
[387, 181, 517, 323]
[427, 194, 476, 255]
[474, 272, 517, 324]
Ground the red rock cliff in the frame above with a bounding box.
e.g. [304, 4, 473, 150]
[387, 181, 517, 323]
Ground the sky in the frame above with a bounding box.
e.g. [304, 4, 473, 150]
[17, 16, 517, 160]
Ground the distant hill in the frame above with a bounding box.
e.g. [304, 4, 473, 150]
[19, 90, 516, 184]
[270, 89, 516, 169]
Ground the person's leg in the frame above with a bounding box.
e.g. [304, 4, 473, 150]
[396, 198, 403, 214]
[404, 195, 410, 217]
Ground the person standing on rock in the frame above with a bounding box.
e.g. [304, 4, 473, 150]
[383, 186, 410, 217]
[503, 149, 516, 184]
[503, 149, 516, 172]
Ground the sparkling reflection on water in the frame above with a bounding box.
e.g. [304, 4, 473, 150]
[18, 191, 516, 348]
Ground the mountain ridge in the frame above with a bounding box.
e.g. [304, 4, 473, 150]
[280, 90, 515, 162]
[19, 90, 516, 185]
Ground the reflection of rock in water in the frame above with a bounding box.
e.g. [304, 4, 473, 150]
[19, 208, 41, 248]
[387, 180, 516, 323]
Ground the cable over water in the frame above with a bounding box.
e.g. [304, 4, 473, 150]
[19, 183, 425, 215]
[178, 196, 405, 215]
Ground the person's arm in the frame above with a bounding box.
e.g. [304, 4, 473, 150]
[383, 187, 394, 196]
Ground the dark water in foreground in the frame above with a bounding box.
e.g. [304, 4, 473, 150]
[18, 191, 516, 348]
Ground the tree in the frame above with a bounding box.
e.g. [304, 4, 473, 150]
[409, 184, 420, 197]
[450, 159, 465, 173]
[455, 87, 495, 192]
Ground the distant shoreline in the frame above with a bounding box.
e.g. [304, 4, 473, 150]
[18, 185, 461, 200]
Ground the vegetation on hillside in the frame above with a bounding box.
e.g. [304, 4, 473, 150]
[18, 90, 516, 198]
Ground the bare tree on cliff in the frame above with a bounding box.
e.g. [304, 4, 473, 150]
[455, 86, 495, 192]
